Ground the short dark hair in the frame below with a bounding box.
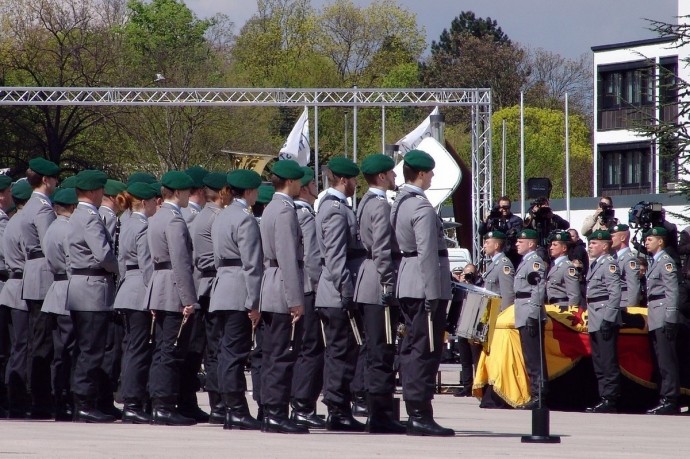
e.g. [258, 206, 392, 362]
[26, 169, 43, 188]
[498, 196, 511, 205]
[231, 187, 248, 199]
[402, 164, 420, 182]
[601, 196, 613, 206]
[270, 174, 287, 190]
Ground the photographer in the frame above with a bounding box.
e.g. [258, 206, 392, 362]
[523, 197, 569, 261]
[632, 206, 679, 266]
[478, 196, 523, 266]
[582, 196, 618, 237]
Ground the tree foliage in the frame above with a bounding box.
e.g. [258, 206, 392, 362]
[431, 10, 511, 55]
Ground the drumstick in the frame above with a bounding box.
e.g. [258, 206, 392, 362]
[251, 326, 256, 351]
[384, 305, 392, 345]
[288, 322, 296, 351]
[173, 316, 188, 347]
[320, 319, 327, 347]
[148, 315, 156, 344]
[348, 311, 363, 346]
[427, 310, 434, 352]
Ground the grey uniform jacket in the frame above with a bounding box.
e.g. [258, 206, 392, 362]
[315, 191, 365, 308]
[354, 190, 399, 305]
[209, 200, 263, 312]
[20, 192, 56, 301]
[99, 206, 117, 241]
[192, 202, 221, 299]
[646, 250, 679, 331]
[616, 248, 641, 307]
[42, 215, 71, 315]
[145, 202, 197, 312]
[0, 209, 8, 294]
[0, 211, 28, 311]
[259, 194, 304, 313]
[113, 212, 153, 312]
[295, 200, 322, 294]
[546, 257, 581, 307]
[482, 254, 515, 311]
[513, 251, 547, 328]
[181, 202, 202, 225]
[391, 186, 451, 301]
[66, 203, 119, 312]
[585, 255, 622, 332]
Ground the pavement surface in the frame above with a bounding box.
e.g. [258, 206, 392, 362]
[1, 367, 689, 458]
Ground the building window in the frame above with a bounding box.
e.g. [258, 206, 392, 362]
[598, 62, 655, 130]
[599, 144, 652, 195]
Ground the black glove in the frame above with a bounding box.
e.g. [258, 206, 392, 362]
[381, 291, 394, 306]
[600, 319, 613, 341]
[526, 317, 539, 338]
[341, 296, 356, 312]
[424, 299, 439, 314]
[664, 322, 679, 341]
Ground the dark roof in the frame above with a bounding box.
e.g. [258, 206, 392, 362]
[591, 36, 676, 53]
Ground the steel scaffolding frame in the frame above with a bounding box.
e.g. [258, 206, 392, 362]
[0, 86, 491, 259]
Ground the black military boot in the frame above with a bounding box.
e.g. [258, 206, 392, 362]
[151, 399, 196, 426]
[646, 398, 680, 415]
[405, 401, 455, 437]
[177, 392, 209, 423]
[223, 392, 262, 430]
[366, 393, 406, 434]
[290, 398, 326, 429]
[262, 404, 309, 434]
[585, 398, 617, 414]
[351, 391, 368, 417]
[6, 381, 30, 419]
[96, 391, 122, 419]
[122, 401, 153, 424]
[54, 392, 74, 422]
[208, 391, 225, 425]
[73, 395, 116, 423]
[517, 396, 543, 410]
[326, 402, 366, 432]
[256, 404, 264, 422]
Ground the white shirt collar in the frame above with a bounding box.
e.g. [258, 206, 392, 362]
[188, 201, 202, 212]
[617, 247, 630, 258]
[402, 184, 424, 195]
[327, 188, 347, 201]
[294, 200, 314, 211]
[78, 201, 98, 212]
[132, 211, 147, 220]
[554, 255, 567, 265]
[164, 200, 181, 212]
[368, 187, 386, 197]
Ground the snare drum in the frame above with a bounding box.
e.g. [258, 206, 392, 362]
[453, 283, 501, 351]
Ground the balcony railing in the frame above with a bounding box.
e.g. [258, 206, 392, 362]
[597, 105, 655, 130]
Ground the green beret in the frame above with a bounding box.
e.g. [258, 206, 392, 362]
[75, 170, 108, 191]
[485, 231, 506, 240]
[328, 157, 360, 178]
[60, 175, 78, 189]
[28, 157, 60, 177]
[300, 167, 315, 187]
[517, 229, 538, 240]
[550, 231, 572, 243]
[589, 229, 611, 241]
[52, 188, 78, 206]
[127, 182, 157, 200]
[361, 154, 395, 175]
[104, 179, 127, 197]
[11, 180, 32, 201]
[150, 182, 162, 197]
[609, 224, 629, 233]
[257, 184, 275, 204]
[271, 160, 304, 180]
[203, 172, 227, 191]
[0, 175, 12, 191]
[649, 227, 668, 238]
[403, 149, 435, 172]
[127, 172, 157, 185]
[185, 165, 209, 188]
[227, 169, 262, 190]
[161, 171, 194, 190]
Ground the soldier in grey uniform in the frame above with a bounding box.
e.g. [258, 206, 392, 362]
[144, 171, 197, 426]
[644, 227, 681, 415]
[0, 175, 13, 416]
[482, 231, 516, 311]
[0, 181, 32, 418]
[191, 172, 230, 424]
[610, 224, 641, 308]
[391, 150, 454, 436]
[180, 165, 208, 224]
[41, 188, 78, 421]
[290, 167, 325, 429]
[19, 158, 59, 418]
[353, 154, 406, 434]
[258, 160, 307, 434]
[112, 182, 158, 424]
[315, 157, 367, 433]
[99, 179, 125, 237]
[546, 231, 581, 310]
[66, 170, 119, 423]
[209, 169, 263, 430]
[583, 230, 622, 413]
[513, 229, 547, 410]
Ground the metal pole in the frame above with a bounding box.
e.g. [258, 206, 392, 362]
[520, 92, 525, 218]
[501, 119, 507, 197]
[314, 105, 319, 193]
[565, 93, 571, 222]
[381, 106, 386, 152]
[353, 85, 358, 209]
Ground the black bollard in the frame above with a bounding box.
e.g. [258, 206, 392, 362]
[521, 406, 560, 443]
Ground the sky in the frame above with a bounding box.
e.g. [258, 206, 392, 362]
[185, 0, 678, 60]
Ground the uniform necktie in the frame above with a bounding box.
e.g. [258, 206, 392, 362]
[590, 261, 596, 272]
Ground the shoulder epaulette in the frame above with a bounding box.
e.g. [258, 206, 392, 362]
[376, 195, 386, 201]
[87, 208, 97, 216]
[40, 198, 51, 207]
[170, 209, 180, 216]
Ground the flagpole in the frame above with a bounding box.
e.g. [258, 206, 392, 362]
[520, 92, 525, 218]
[565, 93, 571, 222]
[353, 85, 358, 209]
[314, 105, 320, 193]
[502, 119, 507, 197]
[381, 106, 386, 152]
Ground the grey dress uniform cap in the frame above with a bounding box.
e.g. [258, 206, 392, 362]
[41, 215, 71, 315]
[28, 157, 60, 177]
[209, 200, 263, 312]
[0, 210, 28, 311]
[20, 190, 56, 301]
[513, 251, 546, 328]
[646, 249, 679, 331]
[113, 211, 153, 312]
[65, 202, 119, 312]
[585, 255, 622, 332]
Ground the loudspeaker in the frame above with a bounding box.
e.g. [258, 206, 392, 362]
[526, 178, 552, 200]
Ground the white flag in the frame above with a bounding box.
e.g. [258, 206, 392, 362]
[396, 107, 439, 155]
[278, 107, 310, 166]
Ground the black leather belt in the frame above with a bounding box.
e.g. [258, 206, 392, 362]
[549, 297, 568, 303]
[53, 273, 68, 281]
[9, 271, 22, 280]
[0, 270, 8, 282]
[269, 259, 304, 269]
[200, 268, 218, 277]
[126, 265, 140, 271]
[28, 251, 45, 260]
[366, 250, 403, 261]
[218, 259, 241, 268]
[587, 295, 609, 303]
[71, 268, 109, 277]
[515, 292, 531, 299]
[648, 294, 666, 302]
[154, 261, 172, 271]
[402, 249, 449, 258]
[347, 249, 367, 260]
[621, 287, 628, 292]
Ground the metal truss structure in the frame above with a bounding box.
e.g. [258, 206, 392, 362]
[0, 86, 491, 259]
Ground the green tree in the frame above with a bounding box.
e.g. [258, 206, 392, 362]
[431, 10, 511, 54]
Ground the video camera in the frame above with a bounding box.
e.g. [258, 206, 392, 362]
[628, 201, 663, 229]
[599, 201, 615, 222]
